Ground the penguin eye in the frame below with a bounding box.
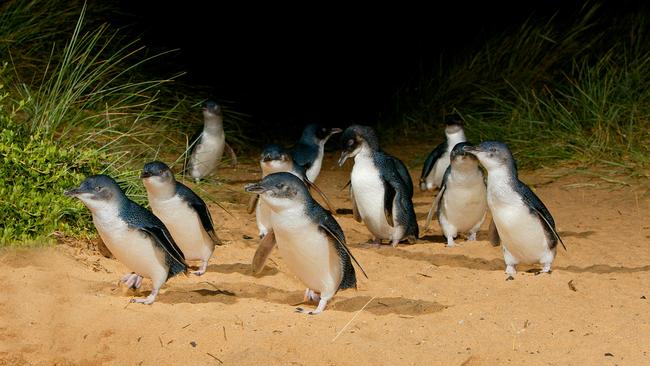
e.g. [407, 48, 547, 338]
[490, 148, 497, 152]
[275, 183, 285, 189]
[94, 186, 102, 192]
[347, 139, 354, 146]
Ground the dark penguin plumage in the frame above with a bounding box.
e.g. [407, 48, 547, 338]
[244, 172, 366, 315]
[463, 141, 566, 279]
[290, 124, 342, 182]
[425, 142, 487, 247]
[64, 175, 187, 304]
[186, 100, 237, 182]
[141, 161, 222, 276]
[419, 114, 467, 191]
[338, 125, 418, 246]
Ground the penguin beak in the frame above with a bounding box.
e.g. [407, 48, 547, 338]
[140, 171, 153, 179]
[462, 145, 480, 155]
[329, 127, 343, 136]
[64, 188, 81, 197]
[337, 151, 350, 167]
[244, 183, 268, 194]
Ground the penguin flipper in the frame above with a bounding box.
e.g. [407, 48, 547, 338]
[382, 179, 396, 227]
[390, 156, 414, 198]
[318, 216, 368, 280]
[420, 142, 446, 190]
[177, 183, 222, 246]
[425, 184, 445, 231]
[251, 231, 276, 274]
[139, 225, 188, 275]
[247, 194, 260, 214]
[225, 142, 238, 167]
[349, 185, 361, 222]
[518, 181, 567, 251]
[305, 179, 336, 214]
[488, 218, 500, 246]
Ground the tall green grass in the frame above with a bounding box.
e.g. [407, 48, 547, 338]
[394, 3, 650, 178]
[0, 1, 248, 245]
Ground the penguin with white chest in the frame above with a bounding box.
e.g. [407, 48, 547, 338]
[419, 114, 467, 191]
[141, 161, 222, 276]
[338, 125, 418, 246]
[244, 172, 367, 315]
[186, 100, 237, 182]
[64, 175, 187, 304]
[249, 144, 335, 258]
[290, 124, 342, 182]
[463, 141, 566, 279]
[425, 142, 487, 247]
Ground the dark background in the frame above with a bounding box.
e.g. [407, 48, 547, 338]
[109, 1, 641, 133]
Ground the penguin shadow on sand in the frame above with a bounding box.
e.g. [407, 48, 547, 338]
[206, 262, 280, 277]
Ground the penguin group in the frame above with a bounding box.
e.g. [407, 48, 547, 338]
[65, 101, 565, 313]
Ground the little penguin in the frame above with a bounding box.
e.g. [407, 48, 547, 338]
[463, 141, 566, 279]
[249, 144, 334, 238]
[141, 161, 222, 276]
[419, 114, 467, 191]
[244, 172, 367, 315]
[64, 175, 187, 304]
[425, 142, 487, 247]
[338, 125, 418, 246]
[290, 124, 342, 182]
[186, 100, 237, 182]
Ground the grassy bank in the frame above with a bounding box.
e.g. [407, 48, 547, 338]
[0, 1, 246, 246]
[392, 3, 649, 177]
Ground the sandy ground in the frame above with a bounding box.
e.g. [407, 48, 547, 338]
[1, 146, 649, 365]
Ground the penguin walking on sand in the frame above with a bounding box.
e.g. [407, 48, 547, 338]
[141, 161, 222, 276]
[244, 172, 367, 314]
[419, 114, 467, 191]
[186, 100, 237, 182]
[249, 144, 334, 238]
[463, 141, 566, 280]
[290, 124, 342, 182]
[64, 175, 187, 304]
[338, 125, 418, 246]
[425, 142, 487, 247]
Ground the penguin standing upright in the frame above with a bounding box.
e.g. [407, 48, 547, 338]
[290, 124, 342, 182]
[244, 172, 366, 314]
[250, 144, 334, 238]
[64, 175, 187, 304]
[463, 141, 566, 279]
[141, 161, 222, 276]
[425, 142, 487, 247]
[338, 125, 418, 246]
[186, 100, 237, 182]
[419, 114, 467, 191]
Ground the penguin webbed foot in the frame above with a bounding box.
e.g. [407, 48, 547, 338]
[506, 275, 515, 281]
[121, 272, 144, 290]
[467, 232, 477, 241]
[295, 298, 328, 315]
[192, 260, 209, 276]
[130, 288, 159, 305]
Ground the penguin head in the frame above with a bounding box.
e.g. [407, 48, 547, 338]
[463, 141, 516, 172]
[338, 125, 379, 166]
[301, 124, 343, 143]
[64, 175, 124, 211]
[449, 142, 479, 169]
[141, 161, 175, 191]
[244, 172, 308, 210]
[202, 100, 221, 118]
[260, 144, 293, 175]
[444, 114, 464, 135]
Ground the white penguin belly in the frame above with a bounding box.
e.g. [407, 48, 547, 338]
[256, 199, 272, 237]
[149, 196, 214, 262]
[306, 146, 324, 182]
[271, 208, 341, 297]
[441, 178, 487, 233]
[92, 212, 168, 281]
[489, 197, 551, 264]
[351, 157, 393, 240]
[431, 152, 450, 188]
[190, 133, 225, 178]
